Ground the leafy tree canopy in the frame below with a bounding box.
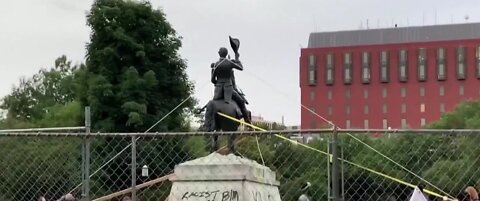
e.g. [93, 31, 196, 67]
[83, 0, 195, 132]
[0, 55, 84, 128]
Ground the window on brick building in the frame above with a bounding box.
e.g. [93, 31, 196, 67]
[327, 105, 333, 115]
[420, 103, 425, 113]
[475, 46, 480, 78]
[346, 120, 351, 128]
[344, 52, 352, 84]
[421, 118, 426, 127]
[327, 90, 332, 100]
[346, 105, 351, 114]
[457, 46, 466, 80]
[310, 91, 315, 101]
[437, 48, 446, 80]
[362, 52, 371, 83]
[380, 51, 389, 82]
[401, 87, 406, 97]
[440, 86, 445, 96]
[420, 86, 425, 97]
[401, 119, 407, 128]
[382, 104, 387, 114]
[459, 84, 464, 96]
[401, 103, 406, 113]
[477, 46, 480, 78]
[364, 105, 369, 115]
[399, 49, 408, 82]
[308, 54, 317, 85]
[364, 120, 369, 129]
[418, 48, 427, 81]
[364, 89, 368, 99]
[382, 87, 388, 98]
[440, 103, 445, 113]
[382, 119, 388, 129]
[326, 53, 334, 85]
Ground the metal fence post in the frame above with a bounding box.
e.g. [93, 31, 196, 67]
[327, 138, 331, 200]
[84, 107, 91, 200]
[131, 135, 137, 201]
[81, 133, 86, 198]
[341, 142, 345, 201]
[331, 126, 341, 201]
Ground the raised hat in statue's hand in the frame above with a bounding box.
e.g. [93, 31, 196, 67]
[229, 36, 240, 53]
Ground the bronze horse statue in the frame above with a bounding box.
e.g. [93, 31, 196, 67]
[199, 99, 251, 155]
[198, 36, 251, 155]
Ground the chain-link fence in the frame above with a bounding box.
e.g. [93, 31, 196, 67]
[1, 130, 480, 201]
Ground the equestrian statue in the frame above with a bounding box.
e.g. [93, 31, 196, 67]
[199, 36, 252, 155]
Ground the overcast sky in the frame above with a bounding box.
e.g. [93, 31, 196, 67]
[1, 0, 480, 126]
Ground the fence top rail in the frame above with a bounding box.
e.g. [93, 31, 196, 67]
[337, 128, 480, 133]
[1, 128, 480, 137]
[0, 129, 326, 137]
[0, 126, 86, 133]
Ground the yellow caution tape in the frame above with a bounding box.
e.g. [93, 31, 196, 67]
[217, 112, 451, 200]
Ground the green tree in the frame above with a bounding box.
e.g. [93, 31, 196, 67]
[0, 55, 84, 127]
[83, 0, 196, 195]
[430, 100, 480, 129]
[0, 55, 85, 201]
[84, 0, 195, 132]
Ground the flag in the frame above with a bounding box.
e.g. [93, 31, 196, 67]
[409, 186, 429, 201]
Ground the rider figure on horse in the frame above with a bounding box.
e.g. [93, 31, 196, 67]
[210, 44, 252, 127]
[200, 37, 253, 155]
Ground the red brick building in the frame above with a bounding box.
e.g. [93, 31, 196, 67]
[300, 23, 480, 129]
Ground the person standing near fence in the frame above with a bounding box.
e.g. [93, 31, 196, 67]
[298, 182, 312, 201]
[56, 193, 75, 201]
[465, 186, 479, 201]
[37, 194, 46, 201]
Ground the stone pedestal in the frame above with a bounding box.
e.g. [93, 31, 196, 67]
[168, 153, 281, 201]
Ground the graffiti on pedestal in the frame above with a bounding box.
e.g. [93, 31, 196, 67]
[251, 190, 275, 201]
[181, 190, 239, 201]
